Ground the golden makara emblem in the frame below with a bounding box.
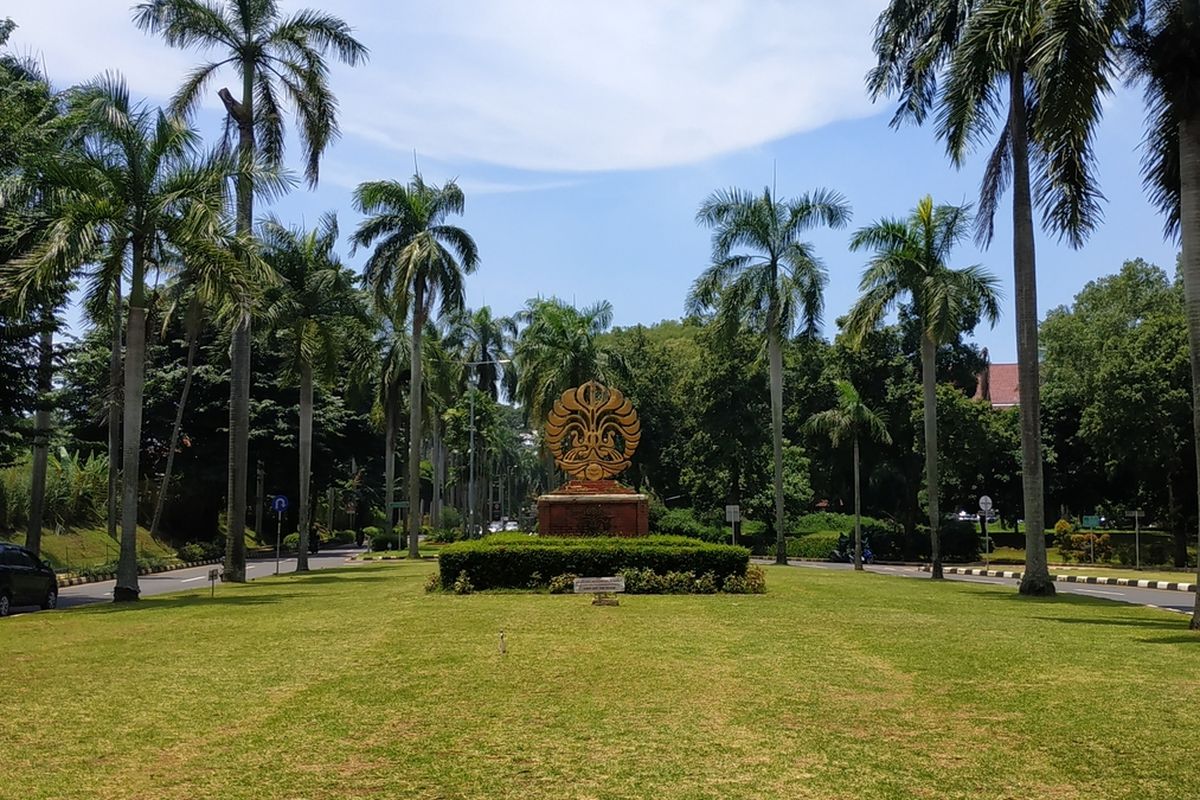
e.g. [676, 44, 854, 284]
[544, 380, 641, 481]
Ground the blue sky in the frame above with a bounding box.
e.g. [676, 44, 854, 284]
[8, 0, 1180, 361]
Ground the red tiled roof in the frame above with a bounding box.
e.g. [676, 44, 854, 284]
[974, 363, 1020, 407]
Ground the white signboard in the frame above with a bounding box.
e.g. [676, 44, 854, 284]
[573, 576, 626, 594]
[725, 504, 741, 523]
[979, 495, 993, 512]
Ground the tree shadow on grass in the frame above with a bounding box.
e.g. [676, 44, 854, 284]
[81, 591, 301, 615]
[280, 573, 396, 586]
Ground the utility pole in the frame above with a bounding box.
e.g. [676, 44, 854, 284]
[1126, 509, 1145, 570]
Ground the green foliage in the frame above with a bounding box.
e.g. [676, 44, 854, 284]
[176, 542, 220, 562]
[439, 506, 463, 531]
[452, 570, 474, 595]
[438, 535, 750, 591]
[722, 565, 767, 594]
[371, 531, 400, 552]
[547, 573, 577, 594]
[787, 533, 842, 560]
[619, 567, 730, 595]
[282, 533, 300, 553]
[653, 508, 722, 541]
[1054, 519, 1075, 537]
[0, 452, 108, 531]
[791, 513, 887, 535]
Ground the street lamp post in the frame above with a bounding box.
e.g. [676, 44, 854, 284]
[466, 358, 510, 537]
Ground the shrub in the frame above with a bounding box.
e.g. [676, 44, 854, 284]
[694, 571, 718, 594]
[371, 531, 400, 551]
[787, 533, 841, 559]
[452, 570, 474, 594]
[548, 573, 577, 594]
[936, 519, 980, 563]
[424, 572, 441, 593]
[662, 570, 696, 594]
[1054, 518, 1075, 538]
[326, 529, 355, 546]
[439, 507, 463, 530]
[743, 565, 767, 593]
[362, 525, 381, 541]
[426, 527, 463, 544]
[176, 543, 213, 562]
[282, 533, 300, 553]
[438, 535, 750, 590]
[654, 508, 723, 542]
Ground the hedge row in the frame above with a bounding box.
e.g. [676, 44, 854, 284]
[438, 535, 750, 590]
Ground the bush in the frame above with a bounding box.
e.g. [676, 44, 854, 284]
[439, 507, 463, 530]
[787, 533, 841, 559]
[548, 573, 577, 594]
[1054, 518, 1075, 537]
[653, 508, 724, 542]
[791, 512, 887, 535]
[371, 531, 400, 551]
[176, 542, 218, 562]
[282, 532, 300, 553]
[426, 527, 464, 544]
[936, 519, 981, 562]
[694, 571, 719, 594]
[452, 570, 474, 594]
[362, 525, 381, 542]
[438, 535, 750, 590]
[326, 529, 355, 546]
[424, 572, 441, 593]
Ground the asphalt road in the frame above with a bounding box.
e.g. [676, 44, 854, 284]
[8, 547, 365, 616]
[790, 560, 1197, 615]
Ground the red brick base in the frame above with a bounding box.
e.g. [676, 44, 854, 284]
[537, 483, 649, 537]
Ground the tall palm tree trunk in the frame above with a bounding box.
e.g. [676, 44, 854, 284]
[296, 362, 314, 571]
[853, 433, 863, 571]
[25, 313, 53, 559]
[383, 403, 396, 543]
[768, 321, 787, 565]
[221, 68, 256, 584]
[1009, 65, 1054, 596]
[920, 332, 942, 579]
[149, 317, 198, 539]
[407, 282, 426, 558]
[106, 278, 122, 541]
[1178, 115, 1200, 629]
[115, 251, 148, 601]
[431, 425, 443, 529]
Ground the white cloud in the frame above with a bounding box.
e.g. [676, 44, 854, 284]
[6, 0, 886, 172]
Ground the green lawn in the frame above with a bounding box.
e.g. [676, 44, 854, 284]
[3, 563, 1198, 799]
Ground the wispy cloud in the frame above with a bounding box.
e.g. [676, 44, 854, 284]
[8, 0, 885, 173]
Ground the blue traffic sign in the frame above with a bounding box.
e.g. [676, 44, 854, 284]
[271, 495, 289, 513]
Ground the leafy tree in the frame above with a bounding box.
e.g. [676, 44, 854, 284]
[351, 175, 479, 557]
[868, 0, 1116, 595]
[514, 297, 621, 430]
[261, 213, 370, 569]
[845, 197, 1000, 578]
[6, 76, 239, 599]
[1116, 0, 1200, 626]
[451, 306, 516, 399]
[136, 0, 367, 582]
[687, 185, 851, 563]
[804, 380, 891, 569]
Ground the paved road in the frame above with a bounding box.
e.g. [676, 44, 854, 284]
[8, 548, 365, 616]
[787, 560, 1196, 614]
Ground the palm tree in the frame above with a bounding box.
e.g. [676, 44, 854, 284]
[1114, 0, 1200, 627]
[373, 306, 410, 545]
[262, 212, 371, 570]
[514, 297, 620, 429]
[135, 0, 367, 582]
[7, 75, 237, 600]
[687, 186, 851, 565]
[423, 322, 465, 529]
[804, 380, 891, 570]
[451, 306, 517, 399]
[867, 0, 1116, 595]
[351, 175, 479, 558]
[845, 196, 1000, 579]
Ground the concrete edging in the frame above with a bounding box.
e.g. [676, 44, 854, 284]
[918, 565, 1197, 593]
[55, 558, 223, 588]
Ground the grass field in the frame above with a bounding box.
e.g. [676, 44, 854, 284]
[3, 562, 1199, 799]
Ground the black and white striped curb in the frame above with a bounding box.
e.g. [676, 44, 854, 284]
[919, 566, 1196, 593]
[55, 558, 223, 588]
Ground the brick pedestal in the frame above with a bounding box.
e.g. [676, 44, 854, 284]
[537, 481, 649, 537]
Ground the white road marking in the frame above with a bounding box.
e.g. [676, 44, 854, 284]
[1073, 587, 1126, 597]
[180, 576, 206, 583]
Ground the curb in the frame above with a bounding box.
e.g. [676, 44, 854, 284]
[918, 566, 1197, 593]
[55, 558, 223, 588]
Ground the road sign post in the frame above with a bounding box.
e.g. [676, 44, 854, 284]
[208, 567, 219, 598]
[979, 496, 993, 568]
[725, 504, 740, 545]
[272, 495, 289, 575]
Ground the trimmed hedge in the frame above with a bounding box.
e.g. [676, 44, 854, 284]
[786, 532, 841, 559]
[438, 534, 750, 590]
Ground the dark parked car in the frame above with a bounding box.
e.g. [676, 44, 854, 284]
[0, 543, 58, 617]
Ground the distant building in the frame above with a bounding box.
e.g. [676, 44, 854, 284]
[974, 362, 1020, 408]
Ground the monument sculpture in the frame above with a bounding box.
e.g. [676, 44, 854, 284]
[536, 380, 650, 536]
